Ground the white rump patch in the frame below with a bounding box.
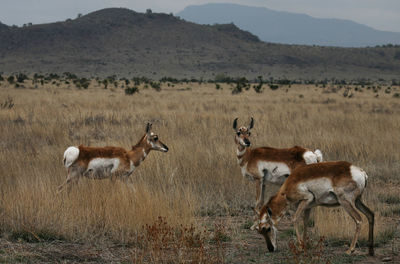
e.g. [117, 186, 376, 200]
[303, 151, 319, 164]
[258, 161, 291, 184]
[314, 149, 323, 162]
[350, 165, 368, 190]
[87, 158, 120, 174]
[63, 146, 79, 168]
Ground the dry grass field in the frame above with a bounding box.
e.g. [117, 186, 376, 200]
[0, 77, 399, 263]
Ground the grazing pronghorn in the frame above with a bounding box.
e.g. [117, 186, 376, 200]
[255, 161, 374, 256]
[58, 123, 168, 192]
[233, 117, 323, 211]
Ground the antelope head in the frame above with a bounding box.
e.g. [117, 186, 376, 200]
[255, 207, 278, 252]
[145, 123, 169, 152]
[233, 117, 254, 147]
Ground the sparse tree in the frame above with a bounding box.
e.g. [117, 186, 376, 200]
[125, 86, 139, 95]
[16, 73, 28, 83]
[253, 76, 264, 93]
[150, 81, 161, 91]
[7, 76, 14, 84]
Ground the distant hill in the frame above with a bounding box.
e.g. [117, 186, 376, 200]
[177, 3, 400, 47]
[0, 22, 8, 31]
[0, 8, 400, 80]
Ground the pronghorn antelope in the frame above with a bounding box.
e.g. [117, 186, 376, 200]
[255, 161, 374, 256]
[58, 123, 168, 192]
[233, 117, 323, 211]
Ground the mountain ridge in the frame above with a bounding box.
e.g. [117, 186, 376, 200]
[177, 3, 400, 47]
[0, 8, 399, 80]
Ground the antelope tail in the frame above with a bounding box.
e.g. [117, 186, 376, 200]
[63, 146, 79, 168]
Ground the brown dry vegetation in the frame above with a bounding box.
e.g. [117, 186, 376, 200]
[0, 78, 399, 263]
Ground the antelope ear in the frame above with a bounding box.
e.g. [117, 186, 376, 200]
[267, 207, 272, 217]
[249, 117, 254, 130]
[233, 118, 238, 130]
[252, 206, 260, 216]
[146, 123, 152, 134]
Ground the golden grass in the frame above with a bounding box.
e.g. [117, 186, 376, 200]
[0, 79, 399, 246]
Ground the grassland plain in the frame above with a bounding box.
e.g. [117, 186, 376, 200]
[0, 78, 399, 263]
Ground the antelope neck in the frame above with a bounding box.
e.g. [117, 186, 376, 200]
[268, 193, 288, 223]
[130, 135, 151, 166]
[237, 145, 250, 166]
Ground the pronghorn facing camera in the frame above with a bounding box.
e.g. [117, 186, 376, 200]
[58, 123, 168, 192]
[255, 161, 374, 256]
[233, 117, 323, 211]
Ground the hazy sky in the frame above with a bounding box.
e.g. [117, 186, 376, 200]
[0, 0, 399, 32]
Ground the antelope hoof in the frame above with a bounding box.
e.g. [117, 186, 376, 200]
[298, 241, 306, 251]
[369, 248, 374, 256]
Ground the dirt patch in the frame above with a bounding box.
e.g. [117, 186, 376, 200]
[1, 214, 398, 263]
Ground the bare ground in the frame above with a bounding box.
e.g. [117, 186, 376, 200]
[1, 213, 399, 263]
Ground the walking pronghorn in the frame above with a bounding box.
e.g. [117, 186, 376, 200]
[58, 123, 168, 192]
[233, 117, 323, 211]
[255, 161, 374, 256]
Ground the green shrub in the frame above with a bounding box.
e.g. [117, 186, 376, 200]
[125, 86, 139, 95]
[73, 78, 90, 89]
[269, 84, 279, 90]
[7, 76, 15, 84]
[150, 81, 161, 91]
